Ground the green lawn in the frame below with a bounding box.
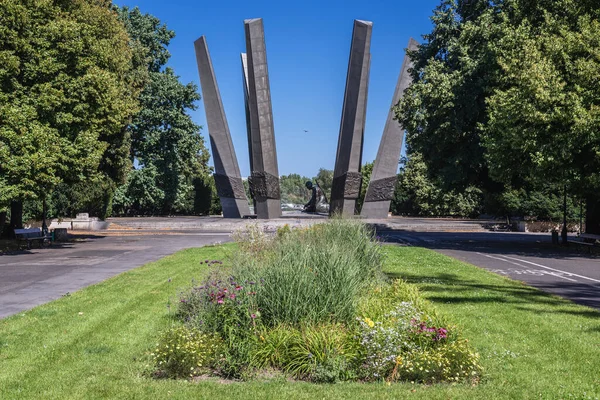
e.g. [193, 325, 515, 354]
[0, 244, 599, 399]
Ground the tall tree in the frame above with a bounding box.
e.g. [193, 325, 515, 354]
[396, 0, 600, 227]
[397, 0, 503, 193]
[0, 0, 141, 233]
[114, 7, 211, 215]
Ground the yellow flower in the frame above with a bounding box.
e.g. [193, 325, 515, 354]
[364, 317, 375, 328]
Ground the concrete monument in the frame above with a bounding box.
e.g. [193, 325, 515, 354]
[244, 18, 281, 219]
[361, 38, 418, 218]
[194, 36, 251, 218]
[330, 20, 373, 216]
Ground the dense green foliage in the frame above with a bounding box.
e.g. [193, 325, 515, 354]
[112, 7, 211, 216]
[395, 0, 600, 219]
[0, 0, 142, 221]
[0, 3, 214, 227]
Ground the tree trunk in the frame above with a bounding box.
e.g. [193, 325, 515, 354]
[0, 211, 6, 238]
[585, 196, 600, 234]
[8, 200, 23, 239]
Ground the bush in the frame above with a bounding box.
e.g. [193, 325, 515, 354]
[390, 339, 482, 383]
[251, 323, 360, 382]
[152, 325, 221, 379]
[355, 281, 480, 383]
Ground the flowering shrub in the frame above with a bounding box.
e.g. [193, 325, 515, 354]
[357, 299, 481, 383]
[152, 325, 221, 379]
[389, 340, 482, 383]
[177, 273, 262, 340]
[357, 302, 422, 380]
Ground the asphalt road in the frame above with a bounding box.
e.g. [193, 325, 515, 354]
[0, 232, 231, 319]
[379, 231, 600, 310]
[2, 220, 599, 320]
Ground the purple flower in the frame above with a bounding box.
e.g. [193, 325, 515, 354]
[251, 313, 256, 319]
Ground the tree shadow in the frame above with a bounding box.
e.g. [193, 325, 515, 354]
[386, 270, 600, 317]
[376, 229, 600, 261]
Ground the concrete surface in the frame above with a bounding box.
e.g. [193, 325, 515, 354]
[330, 20, 372, 216]
[379, 230, 600, 310]
[0, 231, 231, 319]
[244, 18, 281, 219]
[361, 38, 419, 218]
[194, 36, 250, 218]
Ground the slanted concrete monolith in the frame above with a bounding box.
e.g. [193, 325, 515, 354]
[244, 18, 281, 219]
[330, 20, 373, 216]
[361, 38, 418, 218]
[194, 36, 251, 218]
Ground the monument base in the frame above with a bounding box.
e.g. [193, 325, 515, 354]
[220, 198, 251, 219]
[255, 199, 281, 219]
[360, 201, 391, 219]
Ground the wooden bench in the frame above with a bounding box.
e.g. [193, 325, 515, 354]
[567, 233, 600, 253]
[14, 228, 52, 250]
[580, 233, 600, 243]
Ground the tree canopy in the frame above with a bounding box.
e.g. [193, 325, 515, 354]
[112, 6, 211, 216]
[0, 0, 141, 207]
[395, 0, 600, 220]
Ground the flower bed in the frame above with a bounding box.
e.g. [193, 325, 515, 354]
[151, 219, 482, 383]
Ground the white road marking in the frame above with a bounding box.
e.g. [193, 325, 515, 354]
[477, 253, 600, 283]
[479, 253, 578, 282]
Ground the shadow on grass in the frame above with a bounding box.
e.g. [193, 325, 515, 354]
[386, 270, 600, 318]
[375, 229, 600, 261]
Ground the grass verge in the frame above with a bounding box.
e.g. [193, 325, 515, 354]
[0, 244, 598, 399]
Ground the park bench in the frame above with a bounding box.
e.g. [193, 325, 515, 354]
[580, 233, 600, 243]
[566, 233, 600, 253]
[14, 228, 52, 250]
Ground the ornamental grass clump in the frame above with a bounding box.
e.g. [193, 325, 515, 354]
[233, 219, 384, 326]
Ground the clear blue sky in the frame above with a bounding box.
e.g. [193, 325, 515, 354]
[114, 0, 440, 178]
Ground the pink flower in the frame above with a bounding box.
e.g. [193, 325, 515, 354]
[229, 294, 236, 299]
[251, 314, 257, 319]
[217, 299, 224, 304]
[235, 285, 243, 291]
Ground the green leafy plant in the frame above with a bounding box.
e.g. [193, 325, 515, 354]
[152, 325, 221, 379]
[251, 323, 360, 381]
[234, 219, 383, 326]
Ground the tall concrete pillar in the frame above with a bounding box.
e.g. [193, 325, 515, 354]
[330, 20, 373, 216]
[240, 53, 253, 174]
[194, 36, 251, 218]
[361, 38, 419, 219]
[244, 18, 281, 219]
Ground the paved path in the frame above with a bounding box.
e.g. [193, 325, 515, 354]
[0, 232, 231, 319]
[3, 217, 598, 319]
[379, 231, 600, 310]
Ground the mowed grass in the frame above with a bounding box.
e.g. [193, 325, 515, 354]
[0, 244, 598, 399]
